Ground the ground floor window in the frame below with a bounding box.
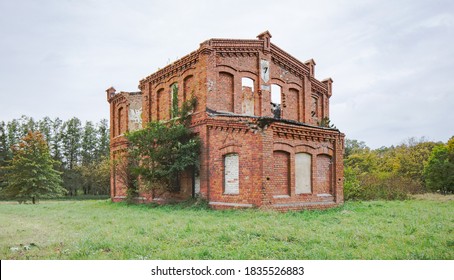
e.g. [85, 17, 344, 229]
[295, 152, 312, 194]
[224, 153, 239, 194]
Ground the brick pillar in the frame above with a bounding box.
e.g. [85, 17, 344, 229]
[197, 45, 214, 200]
[260, 125, 274, 208]
[303, 75, 312, 123]
[334, 134, 345, 204]
[322, 78, 333, 119]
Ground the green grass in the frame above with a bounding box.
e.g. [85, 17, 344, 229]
[0, 196, 453, 260]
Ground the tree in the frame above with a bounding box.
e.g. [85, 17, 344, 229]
[78, 156, 110, 195]
[126, 97, 200, 194]
[18, 115, 36, 136]
[6, 119, 20, 151]
[127, 121, 200, 193]
[49, 117, 63, 163]
[1, 131, 65, 204]
[0, 121, 10, 192]
[344, 139, 368, 158]
[395, 141, 438, 184]
[96, 119, 110, 161]
[81, 121, 97, 166]
[424, 138, 454, 194]
[38, 116, 52, 146]
[61, 117, 82, 169]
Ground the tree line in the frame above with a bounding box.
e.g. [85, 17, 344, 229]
[1, 114, 452, 203]
[344, 136, 454, 200]
[0, 116, 110, 199]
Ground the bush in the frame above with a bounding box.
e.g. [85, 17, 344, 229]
[344, 169, 424, 201]
[343, 167, 362, 200]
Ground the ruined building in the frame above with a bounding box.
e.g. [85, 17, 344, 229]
[107, 31, 345, 210]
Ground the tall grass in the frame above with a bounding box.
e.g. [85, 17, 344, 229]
[0, 196, 453, 260]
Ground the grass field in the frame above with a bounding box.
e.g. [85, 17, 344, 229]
[0, 195, 453, 260]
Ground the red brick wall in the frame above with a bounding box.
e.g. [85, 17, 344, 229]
[215, 72, 234, 112]
[108, 33, 345, 210]
[204, 121, 263, 208]
[315, 154, 332, 194]
[283, 88, 299, 120]
[272, 151, 290, 196]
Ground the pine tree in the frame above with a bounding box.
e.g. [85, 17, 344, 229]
[96, 119, 110, 161]
[81, 121, 97, 166]
[0, 121, 10, 192]
[61, 117, 82, 170]
[1, 131, 65, 204]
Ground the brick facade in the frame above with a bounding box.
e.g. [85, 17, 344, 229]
[107, 31, 345, 210]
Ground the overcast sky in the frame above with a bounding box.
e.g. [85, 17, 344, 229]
[0, 0, 453, 148]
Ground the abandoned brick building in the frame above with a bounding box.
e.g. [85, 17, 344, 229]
[107, 31, 345, 210]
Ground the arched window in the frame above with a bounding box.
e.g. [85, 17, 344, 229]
[224, 153, 239, 194]
[315, 154, 332, 194]
[311, 95, 319, 123]
[273, 150, 290, 196]
[170, 83, 178, 118]
[295, 153, 312, 194]
[157, 88, 164, 121]
[217, 72, 234, 112]
[271, 84, 282, 118]
[241, 77, 254, 115]
[117, 107, 125, 136]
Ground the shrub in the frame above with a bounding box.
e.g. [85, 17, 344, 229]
[344, 169, 423, 201]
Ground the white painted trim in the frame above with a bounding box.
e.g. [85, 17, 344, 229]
[273, 195, 290, 198]
[274, 201, 336, 208]
[209, 201, 254, 208]
[317, 193, 333, 197]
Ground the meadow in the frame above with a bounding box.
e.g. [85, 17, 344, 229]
[0, 194, 453, 260]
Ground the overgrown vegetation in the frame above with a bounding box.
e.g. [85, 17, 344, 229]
[344, 137, 454, 200]
[317, 117, 337, 129]
[124, 96, 200, 196]
[0, 196, 452, 259]
[0, 116, 110, 199]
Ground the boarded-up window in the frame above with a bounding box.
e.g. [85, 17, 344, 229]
[295, 153, 312, 194]
[315, 154, 332, 194]
[286, 88, 299, 120]
[224, 153, 239, 194]
[194, 175, 200, 195]
[217, 72, 234, 112]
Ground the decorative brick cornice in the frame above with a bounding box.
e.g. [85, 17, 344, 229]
[206, 116, 252, 132]
[110, 94, 127, 105]
[270, 44, 310, 78]
[138, 35, 329, 94]
[272, 122, 341, 143]
[208, 38, 263, 49]
[140, 50, 200, 85]
[206, 39, 262, 57]
[310, 77, 328, 94]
